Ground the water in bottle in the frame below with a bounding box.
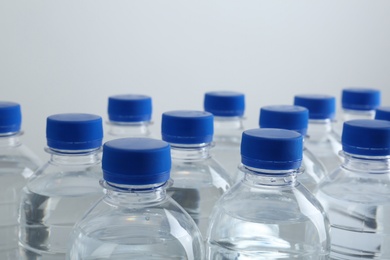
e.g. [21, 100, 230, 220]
[67, 138, 204, 259]
[258, 105, 326, 192]
[161, 110, 232, 238]
[0, 101, 41, 259]
[18, 113, 104, 259]
[334, 87, 381, 139]
[105, 94, 153, 141]
[294, 94, 342, 174]
[206, 128, 330, 259]
[375, 106, 390, 121]
[316, 119, 390, 259]
[204, 91, 245, 180]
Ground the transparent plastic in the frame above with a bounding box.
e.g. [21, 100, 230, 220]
[316, 152, 390, 259]
[167, 143, 232, 238]
[105, 121, 153, 141]
[334, 109, 376, 140]
[0, 133, 41, 259]
[304, 119, 342, 175]
[67, 180, 204, 259]
[18, 148, 103, 259]
[211, 116, 244, 180]
[207, 165, 331, 259]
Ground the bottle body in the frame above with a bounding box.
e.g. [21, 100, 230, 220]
[18, 150, 103, 259]
[0, 135, 40, 259]
[67, 181, 204, 260]
[305, 119, 342, 174]
[316, 153, 390, 259]
[212, 116, 244, 180]
[207, 168, 330, 259]
[167, 144, 231, 238]
[300, 146, 327, 193]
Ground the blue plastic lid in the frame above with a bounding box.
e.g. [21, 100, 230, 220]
[342, 88, 381, 111]
[342, 119, 390, 156]
[108, 94, 152, 122]
[102, 138, 171, 185]
[259, 105, 309, 136]
[0, 101, 21, 134]
[294, 94, 336, 120]
[375, 106, 390, 121]
[241, 128, 303, 170]
[46, 113, 103, 150]
[161, 110, 213, 144]
[204, 91, 245, 117]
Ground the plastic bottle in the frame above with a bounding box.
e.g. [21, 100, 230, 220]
[294, 94, 342, 175]
[161, 110, 232, 238]
[206, 128, 330, 259]
[18, 113, 104, 259]
[105, 94, 153, 141]
[258, 105, 326, 192]
[334, 88, 381, 138]
[375, 106, 390, 121]
[0, 102, 41, 259]
[316, 119, 390, 259]
[204, 91, 245, 180]
[67, 138, 204, 259]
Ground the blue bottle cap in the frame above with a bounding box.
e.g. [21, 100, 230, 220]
[0, 101, 21, 134]
[161, 110, 213, 144]
[259, 105, 309, 136]
[294, 94, 336, 120]
[108, 94, 152, 122]
[375, 106, 390, 121]
[241, 128, 303, 170]
[204, 91, 245, 117]
[342, 119, 390, 156]
[46, 113, 103, 150]
[342, 88, 381, 111]
[102, 138, 171, 185]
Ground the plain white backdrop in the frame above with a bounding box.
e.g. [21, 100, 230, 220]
[1, 1, 390, 161]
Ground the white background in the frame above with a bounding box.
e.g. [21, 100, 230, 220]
[1, 1, 390, 161]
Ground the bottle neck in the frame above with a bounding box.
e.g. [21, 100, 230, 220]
[341, 151, 390, 173]
[101, 180, 170, 206]
[239, 164, 302, 187]
[170, 143, 211, 161]
[107, 121, 151, 137]
[342, 109, 375, 121]
[213, 116, 244, 143]
[307, 118, 333, 142]
[0, 132, 22, 147]
[46, 147, 101, 165]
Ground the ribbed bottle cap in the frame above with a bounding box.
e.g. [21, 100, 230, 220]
[204, 91, 245, 117]
[294, 94, 336, 120]
[46, 113, 103, 150]
[342, 88, 381, 111]
[259, 105, 309, 136]
[108, 94, 152, 122]
[241, 128, 303, 170]
[0, 101, 21, 134]
[102, 138, 171, 185]
[161, 110, 213, 144]
[342, 119, 390, 156]
[375, 107, 390, 121]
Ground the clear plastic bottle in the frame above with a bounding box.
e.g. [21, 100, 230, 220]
[316, 119, 390, 259]
[105, 94, 153, 141]
[334, 88, 381, 139]
[0, 102, 41, 259]
[258, 105, 326, 193]
[375, 106, 390, 121]
[67, 138, 204, 259]
[18, 113, 104, 260]
[204, 91, 245, 180]
[161, 110, 232, 238]
[294, 94, 342, 175]
[206, 128, 331, 259]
